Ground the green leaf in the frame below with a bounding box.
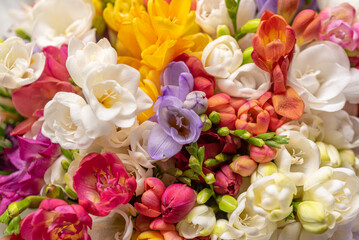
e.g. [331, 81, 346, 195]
[15, 29, 31, 41]
[198, 146, 205, 165]
[186, 142, 199, 158]
[178, 176, 191, 186]
[0, 88, 12, 99]
[0, 171, 12, 176]
[0, 104, 19, 115]
[4, 216, 21, 235]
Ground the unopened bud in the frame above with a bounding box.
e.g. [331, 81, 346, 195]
[201, 114, 212, 132]
[197, 188, 213, 204]
[217, 25, 231, 38]
[166, 168, 183, 177]
[209, 111, 221, 125]
[45, 184, 64, 199]
[218, 195, 238, 213]
[217, 127, 230, 136]
[65, 185, 78, 200]
[205, 173, 216, 185]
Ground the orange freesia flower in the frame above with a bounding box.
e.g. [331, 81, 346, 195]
[252, 11, 304, 120]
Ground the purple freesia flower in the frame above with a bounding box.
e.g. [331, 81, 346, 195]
[148, 96, 202, 160]
[0, 131, 60, 214]
[160, 61, 194, 101]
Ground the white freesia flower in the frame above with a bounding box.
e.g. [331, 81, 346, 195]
[343, 68, 359, 104]
[89, 208, 133, 240]
[31, 0, 95, 48]
[117, 153, 153, 196]
[317, 0, 359, 12]
[269, 222, 302, 240]
[128, 121, 157, 169]
[66, 38, 118, 88]
[42, 92, 113, 149]
[202, 35, 243, 79]
[82, 64, 153, 128]
[0, 37, 45, 89]
[177, 205, 216, 239]
[303, 167, 359, 226]
[44, 155, 67, 187]
[288, 41, 351, 112]
[274, 131, 320, 186]
[217, 63, 271, 100]
[316, 110, 359, 149]
[246, 173, 297, 222]
[195, 0, 256, 38]
[251, 162, 278, 183]
[229, 192, 277, 240]
[211, 219, 243, 240]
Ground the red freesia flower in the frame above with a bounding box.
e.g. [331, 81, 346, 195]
[20, 199, 92, 240]
[39, 44, 70, 82]
[213, 165, 242, 196]
[73, 152, 137, 216]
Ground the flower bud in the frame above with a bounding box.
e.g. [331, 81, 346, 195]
[209, 111, 221, 125]
[197, 188, 213, 204]
[65, 185, 78, 200]
[184, 91, 208, 115]
[161, 184, 196, 223]
[61, 159, 71, 171]
[217, 195, 238, 213]
[217, 127, 230, 136]
[316, 142, 341, 167]
[230, 156, 257, 177]
[247, 137, 265, 147]
[233, 129, 251, 139]
[251, 162, 278, 183]
[250, 144, 277, 163]
[339, 149, 355, 166]
[189, 155, 202, 173]
[166, 168, 183, 177]
[204, 158, 220, 167]
[200, 114, 212, 132]
[45, 184, 64, 199]
[242, 46, 254, 65]
[213, 165, 242, 196]
[292, 9, 321, 46]
[277, 0, 299, 23]
[149, 218, 176, 231]
[205, 173, 216, 185]
[217, 25, 231, 38]
[297, 201, 335, 234]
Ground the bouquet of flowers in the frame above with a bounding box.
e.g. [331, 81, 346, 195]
[1, 0, 359, 239]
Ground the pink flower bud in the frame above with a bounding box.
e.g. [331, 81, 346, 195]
[292, 10, 321, 46]
[213, 165, 242, 196]
[135, 215, 153, 232]
[277, 0, 299, 23]
[230, 156, 257, 177]
[250, 144, 277, 163]
[144, 177, 166, 198]
[161, 184, 196, 224]
[150, 218, 176, 231]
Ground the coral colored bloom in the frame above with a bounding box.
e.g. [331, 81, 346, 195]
[292, 9, 321, 46]
[39, 44, 70, 82]
[213, 165, 242, 196]
[73, 152, 137, 216]
[250, 144, 277, 163]
[161, 184, 196, 224]
[21, 199, 92, 240]
[230, 156, 258, 177]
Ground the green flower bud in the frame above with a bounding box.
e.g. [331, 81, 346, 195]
[240, 19, 260, 34]
[242, 46, 254, 65]
[297, 201, 335, 234]
[189, 155, 202, 173]
[205, 173, 216, 185]
[201, 114, 212, 132]
[45, 184, 65, 199]
[217, 25, 231, 37]
[8, 199, 30, 218]
[209, 111, 221, 125]
[233, 129, 251, 139]
[61, 159, 71, 171]
[179, 176, 192, 186]
[217, 127, 230, 136]
[218, 195, 238, 213]
[166, 168, 183, 177]
[247, 137, 265, 147]
[65, 185, 78, 200]
[215, 153, 231, 162]
[204, 158, 220, 167]
[197, 188, 213, 204]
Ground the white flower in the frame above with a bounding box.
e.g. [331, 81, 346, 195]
[42, 92, 113, 149]
[82, 64, 153, 128]
[274, 131, 321, 186]
[43, 155, 67, 187]
[229, 192, 277, 240]
[202, 35, 243, 79]
[0, 37, 45, 89]
[195, 0, 256, 38]
[211, 219, 243, 240]
[31, 0, 95, 48]
[217, 63, 271, 100]
[177, 205, 216, 239]
[128, 121, 158, 169]
[117, 153, 153, 196]
[303, 167, 359, 226]
[343, 68, 359, 104]
[246, 173, 297, 222]
[316, 110, 359, 149]
[288, 41, 351, 112]
[317, 0, 359, 12]
[66, 38, 118, 88]
[89, 208, 133, 240]
[251, 162, 278, 183]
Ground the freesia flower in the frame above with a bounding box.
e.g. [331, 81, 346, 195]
[147, 96, 202, 160]
[303, 167, 359, 227]
[213, 165, 242, 196]
[31, 0, 95, 48]
[66, 38, 118, 88]
[40, 44, 70, 82]
[0, 131, 60, 214]
[250, 144, 277, 163]
[82, 64, 153, 128]
[292, 9, 321, 46]
[0, 37, 45, 89]
[344, 68, 359, 104]
[201, 35, 243, 79]
[246, 173, 297, 222]
[183, 91, 208, 115]
[176, 205, 216, 238]
[230, 155, 258, 177]
[73, 152, 137, 216]
[20, 199, 92, 240]
[216, 63, 271, 100]
[210, 219, 244, 240]
[274, 131, 320, 186]
[317, 0, 359, 12]
[42, 92, 112, 149]
[288, 41, 351, 112]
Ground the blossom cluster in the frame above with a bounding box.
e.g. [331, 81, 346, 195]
[0, 0, 359, 239]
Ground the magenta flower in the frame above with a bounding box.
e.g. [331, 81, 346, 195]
[73, 152, 137, 216]
[161, 184, 196, 224]
[21, 199, 92, 240]
[0, 132, 60, 214]
[213, 165, 242, 196]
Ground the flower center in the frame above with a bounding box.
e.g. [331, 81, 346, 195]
[168, 112, 190, 137]
[97, 89, 120, 108]
[290, 148, 305, 165]
[96, 168, 126, 196]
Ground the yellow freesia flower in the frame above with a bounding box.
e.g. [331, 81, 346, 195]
[136, 231, 164, 240]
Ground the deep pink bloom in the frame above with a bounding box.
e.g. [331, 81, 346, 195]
[39, 44, 70, 82]
[0, 132, 60, 214]
[73, 152, 137, 216]
[213, 165, 242, 196]
[161, 184, 196, 224]
[21, 199, 92, 240]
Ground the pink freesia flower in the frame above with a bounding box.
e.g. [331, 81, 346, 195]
[39, 44, 71, 82]
[0, 131, 60, 214]
[21, 199, 92, 240]
[73, 152, 137, 216]
[249, 144, 277, 163]
[213, 165, 242, 196]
